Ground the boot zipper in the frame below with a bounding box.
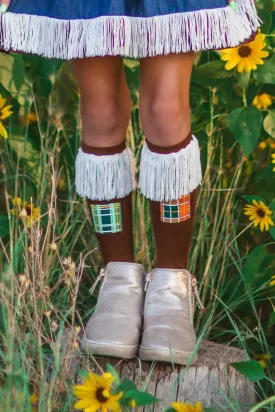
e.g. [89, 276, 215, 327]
[192, 277, 204, 310]
[89, 268, 105, 295]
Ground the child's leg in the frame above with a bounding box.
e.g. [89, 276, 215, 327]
[138, 53, 201, 365]
[139, 52, 200, 269]
[73, 57, 145, 359]
[73, 56, 135, 264]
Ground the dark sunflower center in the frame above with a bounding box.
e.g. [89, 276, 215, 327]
[25, 206, 32, 216]
[96, 388, 109, 404]
[257, 209, 265, 218]
[238, 45, 252, 57]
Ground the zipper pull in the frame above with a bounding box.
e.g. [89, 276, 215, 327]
[192, 277, 204, 310]
[89, 268, 105, 295]
[144, 272, 151, 292]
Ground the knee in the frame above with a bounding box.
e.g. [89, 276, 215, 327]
[140, 97, 191, 145]
[81, 97, 131, 144]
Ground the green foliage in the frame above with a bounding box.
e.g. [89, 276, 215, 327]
[263, 110, 275, 138]
[243, 245, 266, 290]
[106, 364, 121, 388]
[231, 360, 266, 382]
[227, 107, 263, 156]
[116, 378, 159, 409]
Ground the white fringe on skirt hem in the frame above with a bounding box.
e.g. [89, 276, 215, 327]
[0, 0, 261, 59]
[139, 136, 202, 202]
[75, 148, 136, 201]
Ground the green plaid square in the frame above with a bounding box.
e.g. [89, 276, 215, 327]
[90, 202, 123, 234]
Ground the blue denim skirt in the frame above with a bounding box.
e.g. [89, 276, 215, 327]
[0, 0, 260, 59]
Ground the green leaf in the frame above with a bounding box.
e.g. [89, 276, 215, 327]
[231, 361, 265, 382]
[12, 54, 26, 91]
[269, 226, 275, 240]
[268, 312, 275, 328]
[254, 59, 275, 85]
[243, 245, 265, 289]
[193, 60, 234, 80]
[125, 390, 159, 406]
[0, 215, 9, 238]
[237, 71, 251, 91]
[116, 378, 137, 394]
[258, 10, 272, 34]
[204, 408, 219, 412]
[242, 195, 265, 204]
[227, 107, 263, 156]
[106, 364, 120, 388]
[165, 408, 175, 412]
[263, 110, 275, 139]
[77, 370, 90, 380]
[0, 54, 29, 105]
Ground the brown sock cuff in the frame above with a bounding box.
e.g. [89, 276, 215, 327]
[145, 129, 193, 154]
[81, 140, 126, 156]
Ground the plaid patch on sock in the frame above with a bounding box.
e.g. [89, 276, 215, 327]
[160, 194, 191, 223]
[90, 202, 123, 234]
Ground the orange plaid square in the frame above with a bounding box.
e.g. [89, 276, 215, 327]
[160, 194, 191, 223]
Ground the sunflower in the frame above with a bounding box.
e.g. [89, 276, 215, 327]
[269, 275, 275, 287]
[73, 372, 123, 412]
[0, 93, 13, 139]
[255, 353, 271, 368]
[25, 112, 38, 126]
[10, 197, 40, 228]
[220, 32, 269, 72]
[244, 200, 274, 231]
[253, 93, 272, 110]
[272, 154, 275, 172]
[30, 393, 39, 411]
[172, 401, 203, 412]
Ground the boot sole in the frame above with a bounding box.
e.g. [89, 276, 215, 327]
[81, 337, 138, 359]
[139, 346, 198, 366]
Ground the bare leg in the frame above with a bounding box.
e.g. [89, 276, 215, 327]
[73, 56, 131, 147]
[138, 53, 200, 365]
[73, 57, 134, 264]
[139, 52, 198, 269]
[140, 52, 195, 147]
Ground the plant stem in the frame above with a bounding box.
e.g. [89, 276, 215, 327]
[226, 221, 254, 249]
[248, 395, 275, 412]
[242, 89, 247, 107]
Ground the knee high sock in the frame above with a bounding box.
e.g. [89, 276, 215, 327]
[139, 131, 202, 270]
[75, 140, 135, 265]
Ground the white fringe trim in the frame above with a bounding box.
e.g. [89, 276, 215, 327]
[139, 136, 202, 202]
[75, 148, 136, 201]
[0, 0, 261, 59]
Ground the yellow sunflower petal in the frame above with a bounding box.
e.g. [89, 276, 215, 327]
[267, 216, 274, 226]
[84, 406, 102, 412]
[195, 402, 203, 412]
[253, 218, 260, 227]
[0, 105, 13, 120]
[172, 402, 189, 412]
[0, 94, 7, 109]
[221, 47, 238, 55]
[243, 57, 252, 72]
[254, 33, 266, 43]
[248, 213, 258, 220]
[74, 399, 100, 410]
[110, 392, 124, 401]
[0, 122, 8, 139]
[237, 59, 245, 72]
[225, 58, 240, 71]
[257, 51, 269, 58]
[260, 220, 265, 231]
[252, 200, 261, 208]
